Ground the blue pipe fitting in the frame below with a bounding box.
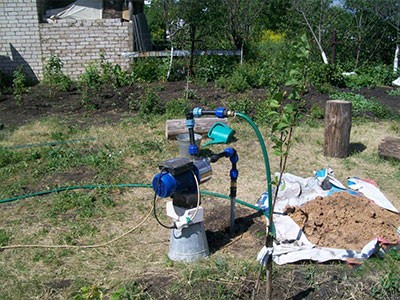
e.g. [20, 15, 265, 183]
[193, 107, 203, 118]
[185, 118, 195, 129]
[224, 148, 238, 163]
[189, 144, 199, 156]
[215, 107, 226, 118]
[230, 169, 239, 180]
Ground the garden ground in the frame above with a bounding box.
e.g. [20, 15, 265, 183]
[0, 81, 399, 299]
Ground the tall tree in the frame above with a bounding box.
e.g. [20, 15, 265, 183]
[292, 0, 340, 64]
[220, 0, 266, 61]
[370, 0, 400, 72]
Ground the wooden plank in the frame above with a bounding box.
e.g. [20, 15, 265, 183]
[378, 136, 400, 161]
[166, 118, 227, 139]
[323, 100, 352, 158]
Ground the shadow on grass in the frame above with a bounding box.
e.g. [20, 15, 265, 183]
[206, 211, 263, 254]
[349, 142, 367, 155]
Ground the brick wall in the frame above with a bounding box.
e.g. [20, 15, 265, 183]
[0, 0, 43, 80]
[0, 1, 132, 81]
[40, 19, 131, 79]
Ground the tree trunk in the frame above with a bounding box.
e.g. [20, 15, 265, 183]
[324, 100, 352, 158]
[394, 43, 399, 73]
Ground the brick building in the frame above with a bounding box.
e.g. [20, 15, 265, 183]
[0, 0, 134, 80]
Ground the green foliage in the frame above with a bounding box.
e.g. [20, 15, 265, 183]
[344, 65, 396, 89]
[43, 55, 73, 91]
[330, 92, 392, 119]
[80, 63, 102, 91]
[73, 285, 104, 300]
[79, 63, 101, 110]
[309, 63, 345, 89]
[226, 96, 253, 115]
[12, 66, 28, 105]
[165, 98, 190, 118]
[215, 62, 270, 93]
[131, 58, 169, 82]
[194, 56, 236, 82]
[48, 191, 115, 219]
[387, 88, 400, 96]
[99, 54, 134, 88]
[137, 87, 165, 116]
[110, 282, 151, 300]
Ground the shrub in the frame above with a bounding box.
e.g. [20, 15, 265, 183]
[309, 63, 345, 89]
[131, 57, 169, 82]
[99, 54, 134, 88]
[12, 66, 28, 105]
[138, 87, 165, 116]
[344, 64, 396, 88]
[43, 55, 73, 91]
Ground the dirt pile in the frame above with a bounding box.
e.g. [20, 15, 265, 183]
[286, 192, 400, 251]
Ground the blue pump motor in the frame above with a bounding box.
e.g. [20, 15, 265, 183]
[152, 157, 212, 208]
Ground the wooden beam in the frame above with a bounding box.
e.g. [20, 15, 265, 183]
[166, 118, 227, 140]
[378, 136, 400, 161]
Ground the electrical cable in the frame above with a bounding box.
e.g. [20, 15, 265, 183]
[152, 169, 176, 229]
[0, 205, 153, 250]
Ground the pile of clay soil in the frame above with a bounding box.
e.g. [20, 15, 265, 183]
[286, 192, 400, 251]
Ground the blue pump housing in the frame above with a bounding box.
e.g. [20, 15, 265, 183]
[152, 168, 199, 199]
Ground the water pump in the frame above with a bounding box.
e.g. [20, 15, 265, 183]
[152, 107, 238, 262]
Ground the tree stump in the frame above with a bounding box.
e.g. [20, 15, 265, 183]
[324, 100, 352, 158]
[378, 136, 400, 161]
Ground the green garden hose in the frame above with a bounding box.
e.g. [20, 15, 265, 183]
[235, 112, 275, 235]
[4, 138, 96, 150]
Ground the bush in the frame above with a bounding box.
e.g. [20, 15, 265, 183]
[344, 65, 397, 89]
[137, 87, 165, 116]
[99, 54, 134, 88]
[215, 62, 270, 93]
[12, 66, 28, 105]
[194, 55, 237, 82]
[43, 55, 73, 91]
[309, 63, 345, 89]
[131, 57, 170, 82]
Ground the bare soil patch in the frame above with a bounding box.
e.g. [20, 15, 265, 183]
[287, 192, 400, 251]
[1, 82, 399, 130]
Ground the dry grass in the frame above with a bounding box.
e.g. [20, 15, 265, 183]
[0, 117, 399, 299]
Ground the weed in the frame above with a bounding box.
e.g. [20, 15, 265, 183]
[12, 66, 28, 105]
[73, 285, 104, 300]
[110, 282, 151, 300]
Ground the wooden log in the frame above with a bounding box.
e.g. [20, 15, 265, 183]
[166, 117, 227, 139]
[378, 136, 400, 161]
[324, 100, 352, 158]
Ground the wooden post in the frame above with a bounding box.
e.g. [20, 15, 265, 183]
[324, 100, 352, 158]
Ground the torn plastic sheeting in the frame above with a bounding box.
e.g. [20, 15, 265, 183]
[45, 0, 103, 21]
[256, 169, 399, 265]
